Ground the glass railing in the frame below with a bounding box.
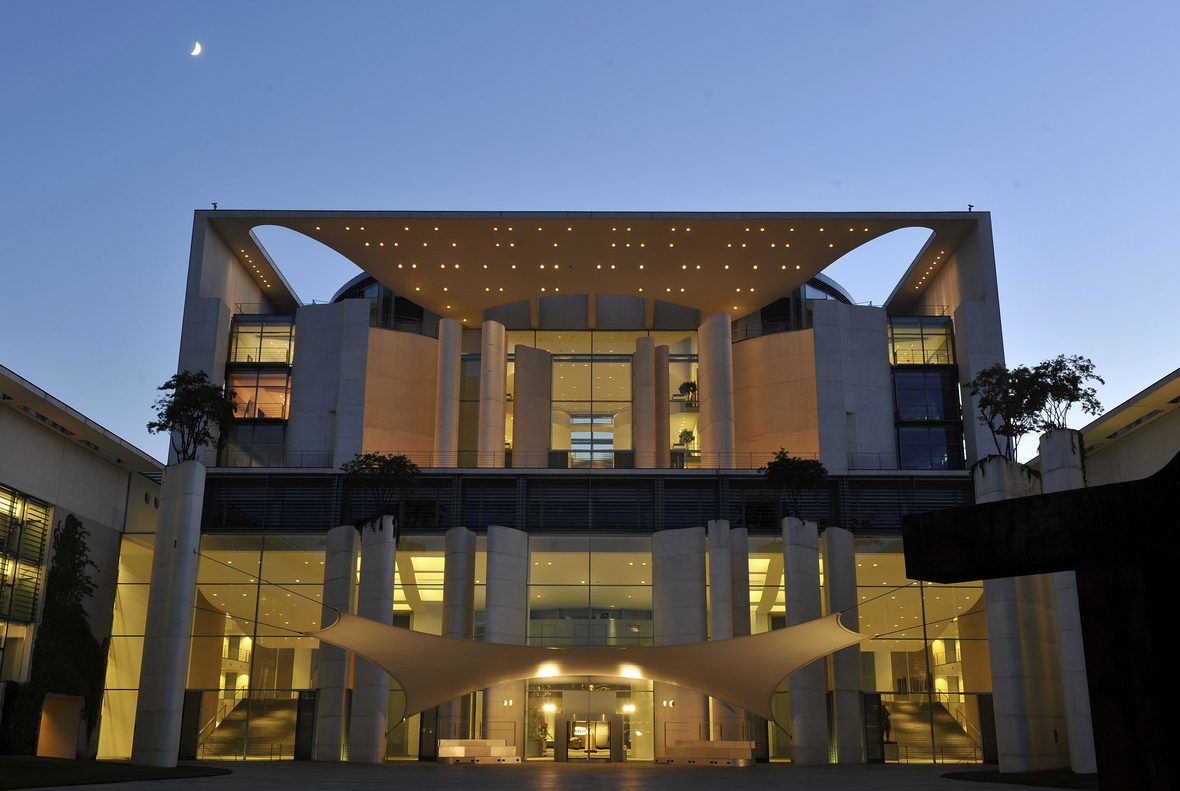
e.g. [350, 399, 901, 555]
[361, 450, 817, 470]
[732, 314, 813, 343]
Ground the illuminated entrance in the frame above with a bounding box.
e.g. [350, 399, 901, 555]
[528, 678, 650, 761]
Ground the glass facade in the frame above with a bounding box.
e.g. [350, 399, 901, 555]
[221, 315, 296, 468]
[0, 484, 51, 684]
[888, 317, 964, 471]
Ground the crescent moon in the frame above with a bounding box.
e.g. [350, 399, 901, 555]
[191, 42, 201, 56]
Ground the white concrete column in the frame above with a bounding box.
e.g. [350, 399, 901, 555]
[698, 313, 735, 468]
[655, 345, 671, 469]
[433, 317, 463, 467]
[511, 345, 552, 469]
[477, 320, 508, 468]
[441, 526, 477, 736]
[634, 336, 656, 468]
[976, 456, 1069, 773]
[653, 527, 709, 754]
[707, 520, 736, 734]
[349, 515, 396, 763]
[822, 526, 861, 763]
[315, 525, 359, 761]
[728, 525, 754, 740]
[131, 460, 205, 768]
[1040, 430, 1097, 775]
[784, 516, 826, 765]
[483, 525, 529, 755]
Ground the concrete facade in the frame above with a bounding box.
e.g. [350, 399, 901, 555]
[482, 525, 529, 755]
[511, 345, 552, 468]
[433, 318, 462, 466]
[821, 526, 861, 763]
[477, 321, 507, 468]
[697, 313, 735, 467]
[634, 337, 656, 468]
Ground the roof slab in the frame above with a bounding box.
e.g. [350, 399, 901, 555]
[201, 210, 983, 326]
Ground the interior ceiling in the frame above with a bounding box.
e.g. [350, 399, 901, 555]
[206, 212, 980, 327]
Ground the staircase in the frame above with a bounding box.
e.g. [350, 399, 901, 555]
[199, 697, 298, 760]
[886, 700, 980, 763]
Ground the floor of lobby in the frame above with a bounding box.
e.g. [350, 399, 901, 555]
[49, 761, 1049, 790]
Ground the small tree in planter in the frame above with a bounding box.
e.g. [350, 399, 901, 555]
[966, 363, 1045, 461]
[1033, 355, 1104, 432]
[678, 428, 695, 447]
[341, 452, 421, 541]
[146, 370, 237, 462]
[761, 449, 828, 520]
[679, 380, 698, 405]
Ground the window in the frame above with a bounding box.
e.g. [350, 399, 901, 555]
[898, 426, 964, 470]
[220, 424, 286, 468]
[889, 317, 955, 366]
[229, 317, 295, 365]
[894, 371, 960, 422]
[226, 370, 290, 420]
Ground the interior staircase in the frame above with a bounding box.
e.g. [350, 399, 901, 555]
[199, 697, 298, 760]
[886, 700, 980, 763]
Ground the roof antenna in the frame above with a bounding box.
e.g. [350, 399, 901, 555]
[967, 204, 973, 212]
[212, 202, 218, 210]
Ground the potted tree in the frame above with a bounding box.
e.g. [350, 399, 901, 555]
[678, 380, 699, 406]
[340, 452, 422, 540]
[761, 449, 828, 521]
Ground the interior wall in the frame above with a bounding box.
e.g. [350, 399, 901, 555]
[362, 327, 439, 453]
[731, 329, 820, 457]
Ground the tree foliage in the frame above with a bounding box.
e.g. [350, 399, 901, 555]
[340, 452, 421, 537]
[1034, 355, 1104, 432]
[761, 449, 828, 519]
[0, 515, 105, 755]
[146, 370, 237, 462]
[968, 356, 1103, 460]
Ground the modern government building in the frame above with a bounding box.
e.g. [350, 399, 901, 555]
[3, 209, 1173, 772]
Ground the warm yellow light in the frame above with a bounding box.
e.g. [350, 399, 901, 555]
[537, 664, 559, 678]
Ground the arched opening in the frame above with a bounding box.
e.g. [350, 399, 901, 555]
[251, 225, 364, 305]
[820, 227, 935, 307]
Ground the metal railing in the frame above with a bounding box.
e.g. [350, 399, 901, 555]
[890, 305, 950, 317]
[848, 453, 899, 470]
[437, 719, 517, 745]
[732, 315, 813, 343]
[364, 449, 817, 470]
[234, 303, 299, 316]
[370, 312, 440, 338]
[217, 450, 334, 469]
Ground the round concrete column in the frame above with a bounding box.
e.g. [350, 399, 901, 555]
[483, 525, 529, 755]
[315, 524, 359, 761]
[974, 455, 1068, 773]
[349, 515, 396, 763]
[1040, 430, 1097, 775]
[707, 520, 736, 733]
[821, 526, 862, 763]
[698, 313, 735, 468]
[441, 526, 477, 736]
[728, 525, 754, 740]
[653, 527, 709, 754]
[131, 460, 205, 768]
[434, 317, 463, 467]
[634, 336, 656, 468]
[783, 516, 826, 765]
[478, 320, 508, 468]
[655, 345, 671, 469]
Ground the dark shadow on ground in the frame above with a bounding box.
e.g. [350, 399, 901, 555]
[0, 756, 231, 789]
[942, 769, 1098, 789]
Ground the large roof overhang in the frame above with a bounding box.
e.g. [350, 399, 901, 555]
[202, 210, 983, 327]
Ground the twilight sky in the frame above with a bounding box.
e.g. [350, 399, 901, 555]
[2, 1, 1177, 463]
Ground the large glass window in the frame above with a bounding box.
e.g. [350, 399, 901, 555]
[898, 426, 965, 471]
[227, 370, 290, 420]
[888, 317, 955, 366]
[894, 371, 961, 422]
[1, 484, 51, 686]
[229, 316, 295, 365]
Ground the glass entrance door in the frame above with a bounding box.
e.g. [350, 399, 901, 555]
[567, 719, 611, 760]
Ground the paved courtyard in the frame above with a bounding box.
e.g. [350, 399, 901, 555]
[51, 761, 1046, 790]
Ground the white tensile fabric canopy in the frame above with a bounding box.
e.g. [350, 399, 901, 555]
[307, 611, 868, 722]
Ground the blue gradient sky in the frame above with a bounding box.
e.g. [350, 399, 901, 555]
[2, 1, 1177, 462]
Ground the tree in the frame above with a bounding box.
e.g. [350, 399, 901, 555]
[146, 370, 237, 462]
[761, 449, 828, 519]
[0, 515, 105, 755]
[1034, 355, 1103, 432]
[967, 363, 1046, 460]
[340, 452, 421, 538]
